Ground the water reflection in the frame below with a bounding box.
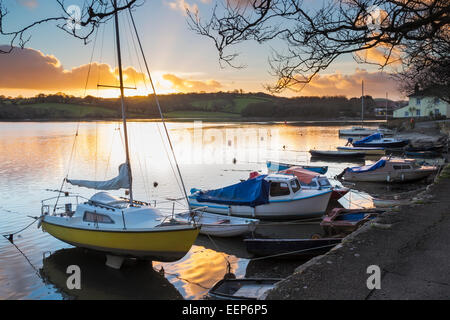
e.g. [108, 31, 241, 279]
[40, 248, 183, 300]
[0, 121, 428, 300]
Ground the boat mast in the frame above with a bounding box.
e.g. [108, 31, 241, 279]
[361, 80, 364, 128]
[385, 92, 388, 121]
[113, 0, 133, 204]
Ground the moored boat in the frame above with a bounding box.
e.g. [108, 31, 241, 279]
[39, 6, 200, 269]
[188, 174, 332, 220]
[336, 146, 385, 155]
[266, 160, 328, 174]
[350, 133, 409, 148]
[340, 157, 438, 183]
[321, 208, 383, 236]
[339, 127, 394, 136]
[244, 238, 342, 259]
[176, 210, 258, 237]
[278, 166, 349, 201]
[208, 278, 281, 300]
[310, 150, 366, 159]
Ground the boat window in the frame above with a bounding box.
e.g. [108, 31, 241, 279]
[299, 180, 318, 187]
[402, 165, 411, 169]
[318, 178, 331, 187]
[290, 180, 301, 193]
[393, 165, 402, 170]
[83, 211, 115, 224]
[270, 182, 291, 197]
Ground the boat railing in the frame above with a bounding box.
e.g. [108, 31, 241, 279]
[41, 194, 89, 216]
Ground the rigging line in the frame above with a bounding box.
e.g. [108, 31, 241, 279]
[124, 12, 185, 202]
[1, 233, 43, 281]
[127, 4, 190, 207]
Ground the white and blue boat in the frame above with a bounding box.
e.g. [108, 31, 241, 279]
[350, 133, 409, 148]
[266, 160, 328, 174]
[188, 174, 332, 220]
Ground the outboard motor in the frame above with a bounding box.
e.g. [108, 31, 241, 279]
[346, 138, 353, 146]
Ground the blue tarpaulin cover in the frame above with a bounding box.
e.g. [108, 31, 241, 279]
[353, 133, 383, 145]
[194, 175, 270, 207]
[346, 159, 386, 173]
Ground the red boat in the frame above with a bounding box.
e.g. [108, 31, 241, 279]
[279, 166, 349, 201]
[321, 208, 384, 236]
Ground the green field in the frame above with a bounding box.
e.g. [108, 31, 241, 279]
[18, 103, 119, 118]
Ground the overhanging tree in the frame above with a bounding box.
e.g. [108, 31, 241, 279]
[187, 0, 449, 100]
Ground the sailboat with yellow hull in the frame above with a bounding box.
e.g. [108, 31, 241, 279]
[39, 1, 199, 269]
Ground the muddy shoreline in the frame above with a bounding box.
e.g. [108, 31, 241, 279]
[262, 120, 450, 299]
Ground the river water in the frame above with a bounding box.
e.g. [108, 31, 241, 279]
[0, 121, 429, 300]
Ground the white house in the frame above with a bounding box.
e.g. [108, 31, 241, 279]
[393, 93, 450, 118]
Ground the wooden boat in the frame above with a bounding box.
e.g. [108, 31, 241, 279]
[176, 211, 258, 237]
[39, 7, 199, 269]
[208, 278, 281, 300]
[340, 157, 438, 183]
[279, 166, 349, 201]
[266, 160, 328, 174]
[350, 133, 409, 148]
[244, 238, 342, 259]
[336, 146, 385, 155]
[310, 150, 366, 159]
[321, 208, 383, 236]
[372, 198, 411, 208]
[189, 174, 332, 220]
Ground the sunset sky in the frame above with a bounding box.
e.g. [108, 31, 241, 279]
[0, 0, 405, 100]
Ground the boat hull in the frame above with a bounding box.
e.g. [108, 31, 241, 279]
[353, 141, 409, 148]
[189, 190, 332, 220]
[336, 147, 385, 155]
[343, 168, 436, 182]
[42, 220, 199, 262]
[176, 212, 258, 237]
[310, 150, 366, 159]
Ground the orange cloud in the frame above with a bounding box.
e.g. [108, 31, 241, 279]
[162, 73, 222, 92]
[0, 46, 148, 91]
[295, 69, 403, 99]
[0, 46, 225, 97]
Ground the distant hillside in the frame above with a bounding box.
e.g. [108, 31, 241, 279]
[0, 92, 378, 120]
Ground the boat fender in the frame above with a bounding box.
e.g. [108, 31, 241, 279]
[37, 215, 43, 229]
[386, 175, 390, 182]
[401, 173, 405, 181]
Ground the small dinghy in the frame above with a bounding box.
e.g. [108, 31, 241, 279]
[372, 198, 411, 208]
[339, 127, 394, 136]
[350, 133, 409, 148]
[208, 278, 281, 300]
[321, 208, 383, 236]
[244, 238, 342, 259]
[310, 150, 366, 159]
[266, 160, 328, 174]
[176, 211, 258, 237]
[336, 146, 385, 155]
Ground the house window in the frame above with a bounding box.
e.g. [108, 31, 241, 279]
[416, 109, 421, 116]
[404, 111, 409, 117]
[83, 211, 115, 224]
[270, 182, 291, 197]
[435, 109, 440, 116]
[434, 97, 440, 104]
[416, 98, 421, 105]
